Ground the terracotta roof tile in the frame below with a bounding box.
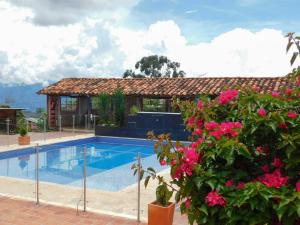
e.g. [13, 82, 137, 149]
[38, 77, 295, 98]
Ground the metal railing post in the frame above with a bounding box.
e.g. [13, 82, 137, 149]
[137, 152, 141, 222]
[58, 115, 62, 138]
[83, 145, 87, 212]
[35, 143, 40, 205]
[43, 116, 47, 142]
[72, 115, 75, 134]
[84, 114, 88, 131]
[6, 118, 10, 146]
[93, 115, 96, 130]
[26, 120, 29, 133]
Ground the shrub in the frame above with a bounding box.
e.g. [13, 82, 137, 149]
[19, 127, 27, 136]
[129, 105, 140, 115]
[134, 34, 300, 224]
[145, 75, 300, 224]
[96, 93, 111, 124]
[113, 89, 125, 126]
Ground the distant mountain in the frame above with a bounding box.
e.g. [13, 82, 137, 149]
[0, 84, 46, 112]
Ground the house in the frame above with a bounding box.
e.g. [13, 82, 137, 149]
[37, 76, 294, 129]
[0, 108, 26, 133]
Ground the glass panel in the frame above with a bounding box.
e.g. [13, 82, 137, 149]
[143, 98, 166, 112]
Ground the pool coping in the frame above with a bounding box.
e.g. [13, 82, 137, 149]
[0, 133, 95, 153]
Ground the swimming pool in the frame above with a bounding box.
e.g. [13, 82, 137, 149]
[0, 137, 163, 191]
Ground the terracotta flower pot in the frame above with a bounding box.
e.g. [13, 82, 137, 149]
[148, 201, 175, 225]
[18, 135, 30, 145]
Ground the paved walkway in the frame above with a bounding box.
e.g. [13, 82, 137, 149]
[0, 196, 187, 225]
[0, 131, 91, 147]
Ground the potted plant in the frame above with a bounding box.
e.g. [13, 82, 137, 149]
[132, 160, 176, 225]
[18, 122, 30, 145]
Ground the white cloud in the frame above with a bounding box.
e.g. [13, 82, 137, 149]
[6, 0, 139, 25]
[0, 2, 296, 86]
[113, 21, 295, 77]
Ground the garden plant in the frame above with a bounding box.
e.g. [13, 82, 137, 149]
[136, 34, 300, 224]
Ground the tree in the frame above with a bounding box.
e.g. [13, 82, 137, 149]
[123, 55, 185, 78]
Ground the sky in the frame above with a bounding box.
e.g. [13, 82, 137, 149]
[0, 0, 299, 86]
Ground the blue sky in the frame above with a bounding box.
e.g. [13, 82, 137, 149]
[127, 0, 300, 42]
[0, 0, 299, 86]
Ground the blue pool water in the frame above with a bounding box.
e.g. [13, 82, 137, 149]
[0, 137, 163, 191]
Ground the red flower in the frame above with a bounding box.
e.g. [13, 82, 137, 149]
[205, 191, 226, 207]
[297, 76, 300, 86]
[197, 100, 204, 110]
[218, 89, 239, 105]
[205, 121, 219, 131]
[187, 117, 195, 127]
[185, 198, 191, 209]
[285, 88, 292, 96]
[296, 182, 300, 192]
[192, 128, 202, 136]
[278, 123, 288, 129]
[287, 111, 298, 119]
[225, 179, 234, 187]
[237, 182, 245, 190]
[258, 169, 288, 189]
[272, 91, 279, 97]
[170, 159, 177, 166]
[160, 160, 167, 166]
[209, 130, 223, 140]
[261, 164, 269, 173]
[256, 146, 264, 154]
[197, 120, 204, 128]
[257, 108, 267, 117]
[272, 157, 284, 168]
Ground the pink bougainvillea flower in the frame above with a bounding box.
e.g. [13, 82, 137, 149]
[160, 159, 167, 166]
[296, 182, 300, 192]
[285, 88, 292, 96]
[257, 108, 267, 117]
[185, 198, 191, 209]
[225, 179, 234, 187]
[258, 169, 288, 189]
[197, 100, 204, 110]
[205, 191, 226, 207]
[209, 130, 223, 140]
[278, 123, 288, 130]
[204, 121, 219, 131]
[261, 164, 270, 173]
[237, 182, 245, 190]
[256, 146, 264, 154]
[287, 111, 298, 119]
[297, 76, 300, 86]
[272, 91, 279, 97]
[170, 158, 177, 166]
[197, 119, 204, 128]
[272, 157, 284, 168]
[192, 128, 202, 136]
[218, 89, 239, 105]
[187, 116, 195, 127]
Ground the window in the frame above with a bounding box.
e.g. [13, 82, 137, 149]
[143, 98, 166, 112]
[61, 97, 77, 112]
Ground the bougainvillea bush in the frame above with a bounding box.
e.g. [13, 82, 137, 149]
[143, 73, 300, 225]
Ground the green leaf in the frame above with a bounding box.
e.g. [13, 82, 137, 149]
[290, 52, 298, 66]
[199, 204, 208, 216]
[147, 167, 156, 175]
[286, 41, 293, 52]
[144, 175, 151, 188]
[193, 177, 203, 190]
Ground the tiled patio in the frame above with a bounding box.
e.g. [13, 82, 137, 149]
[0, 131, 92, 147]
[0, 196, 187, 225]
